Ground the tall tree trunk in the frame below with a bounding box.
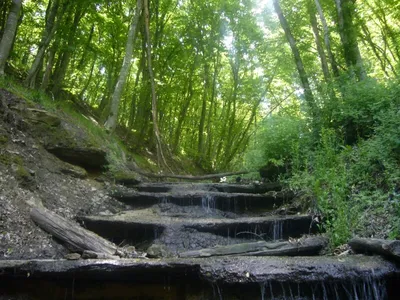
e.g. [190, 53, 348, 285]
[197, 62, 209, 162]
[314, 0, 340, 78]
[143, 0, 168, 168]
[205, 51, 220, 162]
[334, 0, 366, 81]
[308, 1, 330, 82]
[104, 0, 142, 131]
[25, 0, 60, 88]
[0, 1, 11, 39]
[41, 44, 56, 90]
[79, 54, 97, 99]
[173, 56, 197, 153]
[273, 0, 315, 115]
[51, 3, 86, 96]
[0, 0, 22, 76]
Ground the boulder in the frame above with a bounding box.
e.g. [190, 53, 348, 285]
[46, 146, 107, 169]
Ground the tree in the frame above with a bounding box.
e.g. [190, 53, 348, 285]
[0, 0, 22, 76]
[334, 0, 366, 80]
[272, 0, 315, 115]
[24, 0, 61, 88]
[314, 0, 340, 78]
[143, 0, 168, 168]
[104, 0, 143, 131]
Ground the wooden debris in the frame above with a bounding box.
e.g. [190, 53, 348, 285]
[131, 169, 250, 180]
[349, 237, 400, 262]
[30, 206, 119, 257]
[179, 236, 327, 258]
[82, 250, 120, 260]
[65, 253, 81, 260]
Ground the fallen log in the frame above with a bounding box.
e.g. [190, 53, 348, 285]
[30, 206, 119, 257]
[131, 169, 251, 180]
[82, 250, 120, 260]
[349, 238, 400, 262]
[179, 236, 326, 258]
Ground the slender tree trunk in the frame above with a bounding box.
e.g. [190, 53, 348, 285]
[173, 57, 197, 153]
[223, 57, 239, 165]
[41, 44, 56, 90]
[273, 0, 315, 114]
[104, 0, 142, 131]
[314, 0, 340, 78]
[197, 62, 209, 161]
[308, 1, 330, 82]
[0, 0, 22, 76]
[360, 23, 394, 77]
[334, 0, 366, 81]
[52, 3, 86, 96]
[205, 51, 220, 161]
[25, 0, 60, 88]
[372, 2, 400, 62]
[0, 1, 11, 39]
[143, 0, 168, 168]
[79, 55, 97, 99]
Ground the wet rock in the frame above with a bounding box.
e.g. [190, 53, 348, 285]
[147, 244, 170, 258]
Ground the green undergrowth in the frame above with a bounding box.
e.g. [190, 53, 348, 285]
[244, 77, 400, 248]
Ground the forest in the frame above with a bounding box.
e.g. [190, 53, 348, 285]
[0, 0, 399, 247]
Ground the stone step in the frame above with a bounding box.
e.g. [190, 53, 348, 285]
[79, 208, 316, 248]
[132, 182, 282, 194]
[0, 256, 398, 299]
[110, 189, 294, 212]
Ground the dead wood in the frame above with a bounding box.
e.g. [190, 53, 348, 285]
[30, 206, 119, 257]
[349, 237, 400, 262]
[179, 236, 326, 258]
[132, 169, 251, 180]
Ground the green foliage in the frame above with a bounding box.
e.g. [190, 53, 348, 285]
[244, 113, 306, 170]
[327, 78, 394, 144]
[244, 76, 400, 248]
[290, 80, 400, 247]
[290, 129, 352, 247]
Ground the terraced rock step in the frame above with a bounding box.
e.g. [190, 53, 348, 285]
[0, 256, 398, 299]
[132, 182, 283, 193]
[110, 189, 294, 212]
[80, 208, 315, 245]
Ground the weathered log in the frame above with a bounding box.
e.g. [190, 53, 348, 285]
[349, 237, 400, 262]
[30, 206, 119, 256]
[179, 236, 326, 258]
[132, 169, 251, 180]
[82, 250, 120, 260]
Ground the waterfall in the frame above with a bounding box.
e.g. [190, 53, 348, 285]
[202, 194, 216, 212]
[270, 220, 283, 240]
[258, 277, 387, 299]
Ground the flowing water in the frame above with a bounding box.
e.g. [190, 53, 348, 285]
[258, 277, 388, 300]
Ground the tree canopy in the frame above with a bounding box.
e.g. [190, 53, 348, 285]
[1, 0, 400, 244]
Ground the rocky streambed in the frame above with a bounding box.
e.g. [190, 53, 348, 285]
[2, 181, 400, 299]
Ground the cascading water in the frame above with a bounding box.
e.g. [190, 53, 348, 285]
[202, 194, 216, 212]
[258, 277, 387, 300]
[271, 220, 283, 240]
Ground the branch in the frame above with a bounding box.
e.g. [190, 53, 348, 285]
[133, 169, 251, 180]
